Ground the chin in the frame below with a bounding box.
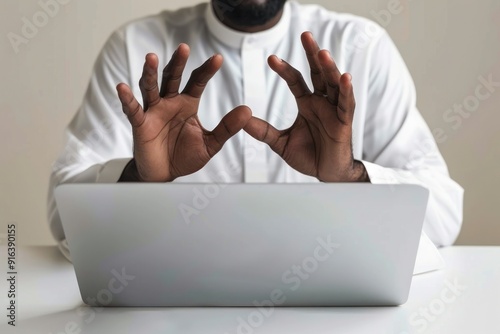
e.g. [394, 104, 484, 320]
[239, 0, 269, 5]
[219, 0, 287, 28]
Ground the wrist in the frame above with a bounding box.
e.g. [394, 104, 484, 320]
[118, 159, 143, 182]
[350, 160, 371, 183]
[318, 160, 371, 183]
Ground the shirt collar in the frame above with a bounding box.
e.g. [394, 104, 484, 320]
[204, 1, 292, 49]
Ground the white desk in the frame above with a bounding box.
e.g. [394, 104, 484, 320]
[1, 246, 499, 333]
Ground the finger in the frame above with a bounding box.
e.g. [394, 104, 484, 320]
[205, 106, 252, 157]
[268, 55, 311, 99]
[318, 50, 342, 106]
[139, 53, 160, 111]
[117, 83, 145, 128]
[337, 73, 356, 125]
[301, 31, 326, 95]
[160, 44, 190, 98]
[243, 116, 285, 154]
[182, 54, 223, 99]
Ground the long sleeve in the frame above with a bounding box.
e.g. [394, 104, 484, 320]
[360, 30, 464, 247]
[47, 30, 134, 260]
[47, 5, 465, 261]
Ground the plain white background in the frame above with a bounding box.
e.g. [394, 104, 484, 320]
[1, 0, 499, 245]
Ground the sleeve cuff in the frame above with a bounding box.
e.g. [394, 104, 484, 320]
[96, 158, 132, 183]
[361, 160, 408, 184]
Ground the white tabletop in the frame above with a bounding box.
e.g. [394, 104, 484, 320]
[1, 246, 499, 333]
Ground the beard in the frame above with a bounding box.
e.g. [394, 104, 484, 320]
[215, 0, 287, 27]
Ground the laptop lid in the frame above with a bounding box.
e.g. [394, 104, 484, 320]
[55, 183, 428, 307]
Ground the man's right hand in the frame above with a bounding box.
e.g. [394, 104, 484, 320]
[116, 44, 251, 182]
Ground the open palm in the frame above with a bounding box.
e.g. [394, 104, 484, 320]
[117, 45, 251, 182]
[244, 32, 368, 182]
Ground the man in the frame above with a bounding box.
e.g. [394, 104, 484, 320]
[48, 0, 463, 259]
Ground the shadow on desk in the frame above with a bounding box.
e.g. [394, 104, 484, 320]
[9, 305, 413, 334]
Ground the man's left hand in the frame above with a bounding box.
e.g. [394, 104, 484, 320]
[244, 32, 370, 182]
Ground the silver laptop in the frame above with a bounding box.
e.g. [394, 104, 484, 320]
[55, 183, 428, 307]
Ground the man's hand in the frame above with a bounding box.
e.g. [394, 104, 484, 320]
[117, 44, 251, 182]
[244, 32, 369, 182]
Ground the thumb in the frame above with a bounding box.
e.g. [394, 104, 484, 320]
[244, 116, 282, 151]
[206, 105, 252, 155]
